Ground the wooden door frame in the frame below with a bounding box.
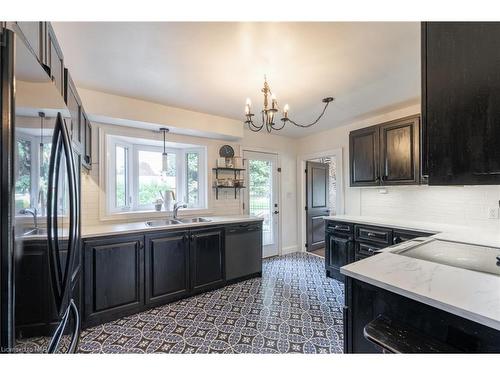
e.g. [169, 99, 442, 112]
[242, 147, 282, 257]
[297, 148, 344, 253]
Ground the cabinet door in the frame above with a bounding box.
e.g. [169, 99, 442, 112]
[145, 231, 190, 306]
[424, 22, 500, 185]
[45, 23, 64, 97]
[64, 69, 82, 150]
[350, 126, 380, 186]
[190, 227, 225, 293]
[15, 22, 45, 62]
[326, 235, 351, 270]
[380, 116, 420, 185]
[84, 235, 144, 326]
[15, 241, 48, 336]
[82, 113, 92, 169]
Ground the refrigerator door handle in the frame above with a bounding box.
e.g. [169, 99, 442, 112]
[47, 116, 64, 311]
[47, 298, 80, 353]
[47, 112, 79, 319]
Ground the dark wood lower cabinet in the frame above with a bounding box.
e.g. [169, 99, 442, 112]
[325, 233, 353, 282]
[144, 231, 190, 307]
[15, 240, 80, 339]
[80, 223, 257, 328]
[190, 227, 225, 293]
[83, 234, 144, 327]
[345, 278, 500, 353]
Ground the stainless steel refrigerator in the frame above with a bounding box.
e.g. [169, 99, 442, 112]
[0, 26, 81, 353]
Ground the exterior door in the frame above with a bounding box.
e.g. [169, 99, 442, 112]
[244, 151, 279, 258]
[306, 161, 330, 251]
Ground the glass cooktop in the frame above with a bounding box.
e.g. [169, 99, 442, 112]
[394, 239, 500, 276]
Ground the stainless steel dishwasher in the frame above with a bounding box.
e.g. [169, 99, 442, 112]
[225, 223, 263, 281]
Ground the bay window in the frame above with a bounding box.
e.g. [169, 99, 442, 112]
[106, 134, 207, 214]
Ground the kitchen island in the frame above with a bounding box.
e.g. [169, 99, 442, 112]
[324, 215, 500, 353]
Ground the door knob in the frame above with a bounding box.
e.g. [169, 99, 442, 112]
[273, 211, 279, 214]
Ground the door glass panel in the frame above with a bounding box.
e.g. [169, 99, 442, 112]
[248, 159, 273, 246]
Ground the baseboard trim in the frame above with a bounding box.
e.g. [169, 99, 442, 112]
[281, 245, 299, 255]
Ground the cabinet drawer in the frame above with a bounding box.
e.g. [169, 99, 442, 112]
[326, 221, 353, 234]
[355, 242, 383, 259]
[355, 225, 392, 245]
[393, 229, 432, 244]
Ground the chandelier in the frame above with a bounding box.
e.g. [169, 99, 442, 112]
[244, 76, 334, 133]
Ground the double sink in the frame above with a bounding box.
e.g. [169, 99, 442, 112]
[146, 217, 212, 227]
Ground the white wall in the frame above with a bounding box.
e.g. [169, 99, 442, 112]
[297, 103, 500, 231]
[78, 87, 244, 140]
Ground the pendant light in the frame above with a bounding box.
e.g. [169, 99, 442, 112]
[160, 128, 170, 174]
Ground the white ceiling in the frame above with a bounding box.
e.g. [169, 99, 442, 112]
[52, 22, 420, 138]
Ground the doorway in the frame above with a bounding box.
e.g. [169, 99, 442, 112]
[298, 149, 344, 258]
[243, 150, 280, 258]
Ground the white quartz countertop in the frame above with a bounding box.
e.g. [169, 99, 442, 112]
[324, 214, 500, 248]
[82, 215, 263, 238]
[341, 242, 500, 331]
[328, 215, 500, 331]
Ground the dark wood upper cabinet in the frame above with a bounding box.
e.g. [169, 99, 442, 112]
[350, 126, 380, 186]
[422, 22, 500, 185]
[13, 22, 45, 63]
[64, 69, 83, 150]
[145, 231, 190, 306]
[44, 23, 64, 97]
[82, 113, 92, 170]
[380, 116, 420, 185]
[190, 227, 225, 293]
[350, 115, 420, 187]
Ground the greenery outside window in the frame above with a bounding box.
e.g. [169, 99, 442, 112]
[106, 134, 207, 214]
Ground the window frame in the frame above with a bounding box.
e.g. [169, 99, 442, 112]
[15, 133, 53, 215]
[106, 133, 207, 215]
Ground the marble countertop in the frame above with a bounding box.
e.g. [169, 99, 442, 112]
[82, 215, 263, 238]
[328, 214, 500, 330]
[324, 214, 500, 248]
[341, 240, 500, 331]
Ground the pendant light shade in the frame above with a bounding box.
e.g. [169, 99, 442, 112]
[160, 128, 170, 174]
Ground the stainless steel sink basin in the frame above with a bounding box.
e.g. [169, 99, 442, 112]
[145, 217, 212, 228]
[146, 219, 183, 227]
[178, 217, 212, 223]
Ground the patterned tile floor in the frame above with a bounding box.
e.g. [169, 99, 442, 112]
[16, 252, 344, 354]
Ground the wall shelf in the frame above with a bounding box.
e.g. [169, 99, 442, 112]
[212, 167, 245, 180]
[213, 185, 246, 199]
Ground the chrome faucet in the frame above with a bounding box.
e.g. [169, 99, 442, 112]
[173, 202, 187, 220]
[20, 208, 38, 229]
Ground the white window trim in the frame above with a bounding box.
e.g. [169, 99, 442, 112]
[99, 127, 209, 221]
[15, 133, 53, 218]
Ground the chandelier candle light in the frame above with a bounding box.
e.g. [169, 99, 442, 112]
[244, 76, 334, 133]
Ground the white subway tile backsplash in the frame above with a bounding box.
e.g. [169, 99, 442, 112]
[358, 185, 500, 230]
